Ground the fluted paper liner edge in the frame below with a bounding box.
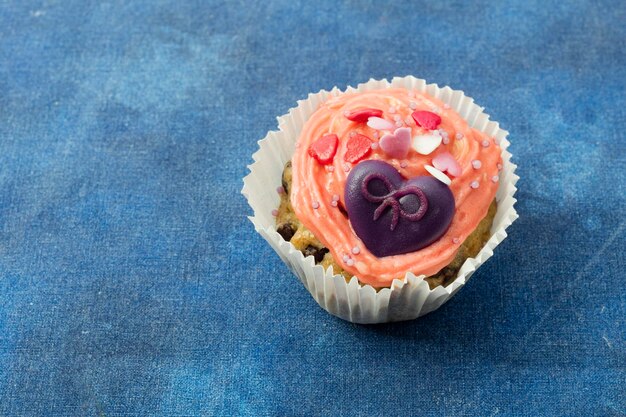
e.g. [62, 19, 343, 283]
[242, 76, 519, 324]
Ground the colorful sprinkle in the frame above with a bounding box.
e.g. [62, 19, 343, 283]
[424, 164, 451, 185]
[491, 175, 500, 183]
[349, 131, 356, 137]
[343, 164, 351, 172]
[373, 132, 379, 139]
[346, 258, 355, 267]
[433, 151, 462, 177]
[271, 209, 278, 217]
[312, 201, 320, 209]
[472, 160, 482, 169]
[327, 165, 335, 172]
[482, 139, 490, 148]
[345, 108, 383, 123]
[367, 116, 396, 131]
[308, 133, 338, 165]
[276, 186, 285, 194]
[453, 237, 460, 244]
[409, 101, 417, 109]
[412, 110, 442, 130]
[371, 142, 379, 150]
[395, 121, 403, 128]
[412, 132, 443, 155]
[497, 163, 503, 171]
[400, 161, 408, 168]
[351, 246, 360, 255]
[332, 194, 340, 202]
[443, 137, 450, 145]
[455, 133, 464, 140]
[470, 181, 479, 189]
[330, 200, 338, 207]
[342, 254, 350, 262]
[344, 133, 373, 163]
[380, 127, 412, 159]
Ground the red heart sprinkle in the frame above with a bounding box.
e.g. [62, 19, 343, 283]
[344, 133, 372, 163]
[412, 110, 442, 130]
[345, 108, 383, 123]
[308, 133, 338, 165]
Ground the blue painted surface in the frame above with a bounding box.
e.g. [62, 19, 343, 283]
[0, 1, 624, 415]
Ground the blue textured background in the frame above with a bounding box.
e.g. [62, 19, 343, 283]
[1, 0, 624, 415]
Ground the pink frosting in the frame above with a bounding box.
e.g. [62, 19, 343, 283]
[290, 88, 502, 287]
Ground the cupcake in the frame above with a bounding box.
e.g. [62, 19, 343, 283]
[243, 77, 518, 323]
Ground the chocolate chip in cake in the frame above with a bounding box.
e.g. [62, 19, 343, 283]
[282, 161, 292, 195]
[277, 223, 296, 241]
[303, 245, 329, 263]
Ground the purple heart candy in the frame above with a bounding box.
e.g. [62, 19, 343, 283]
[344, 160, 455, 257]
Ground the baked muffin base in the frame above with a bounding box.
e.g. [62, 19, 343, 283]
[276, 162, 496, 289]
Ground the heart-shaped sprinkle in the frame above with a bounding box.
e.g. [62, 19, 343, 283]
[308, 133, 338, 165]
[412, 110, 442, 130]
[367, 117, 396, 131]
[412, 132, 442, 155]
[424, 164, 451, 185]
[345, 108, 383, 123]
[380, 127, 411, 159]
[433, 151, 462, 177]
[344, 133, 372, 163]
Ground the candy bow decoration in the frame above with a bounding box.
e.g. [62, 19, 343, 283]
[345, 160, 455, 257]
[361, 172, 428, 231]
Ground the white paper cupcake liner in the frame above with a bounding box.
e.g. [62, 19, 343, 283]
[242, 76, 519, 324]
